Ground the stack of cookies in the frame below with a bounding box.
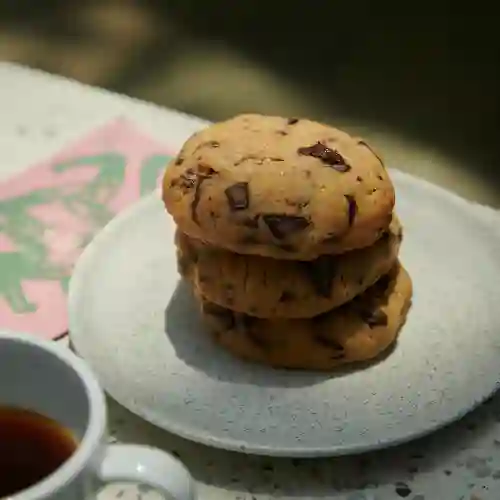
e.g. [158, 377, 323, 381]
[162, 114, 413, 371]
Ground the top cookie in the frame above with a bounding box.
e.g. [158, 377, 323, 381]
[162, 114, 395, 259]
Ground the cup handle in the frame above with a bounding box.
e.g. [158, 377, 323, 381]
[98, 444, 196, 500]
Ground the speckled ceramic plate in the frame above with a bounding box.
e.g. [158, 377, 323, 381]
[69, 169, 500, 457]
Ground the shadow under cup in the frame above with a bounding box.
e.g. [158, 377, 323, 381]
[0, 333, 105, 499]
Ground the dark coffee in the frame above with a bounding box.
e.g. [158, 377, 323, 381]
[0, 406, 78, 497]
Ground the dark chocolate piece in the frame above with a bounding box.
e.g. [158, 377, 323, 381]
[224, 182, 249, 211]
[356, 176, 363, 182]
[191, 164, 218, 224]
[344, 195, 357, 226]
[262, 214, 310, 239]
[287, 117, 299, 125]
[297, 142, 351, 171]
[361, 309, 388, 328]
[175, 156, 184, 165]
[302, 255, 337, 298]
[313, 333, 344, 351]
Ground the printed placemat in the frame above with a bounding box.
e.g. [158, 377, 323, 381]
[0, 118, 172, 339]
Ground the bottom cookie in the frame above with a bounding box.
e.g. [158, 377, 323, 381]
[198, 263, 412, 371]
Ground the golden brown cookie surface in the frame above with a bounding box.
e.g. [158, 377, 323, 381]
[177, 216, 402, 318]
[199, 263, 412, 371]
[163, 114, 395, 259]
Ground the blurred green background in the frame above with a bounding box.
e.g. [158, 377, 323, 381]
[0, 0, 498, 204]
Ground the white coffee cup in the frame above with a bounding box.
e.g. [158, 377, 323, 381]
[0, 331, 196, 500]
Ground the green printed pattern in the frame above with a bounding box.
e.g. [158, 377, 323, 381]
[0, 153, 171, 313]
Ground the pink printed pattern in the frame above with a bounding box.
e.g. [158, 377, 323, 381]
[0, 118, 173, 339]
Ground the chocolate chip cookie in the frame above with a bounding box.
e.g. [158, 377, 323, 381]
[162, 114, 395, 260]
[199, 263, 412, 370]
[177, 215, 402, 318]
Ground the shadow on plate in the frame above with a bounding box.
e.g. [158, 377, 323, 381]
[164, 279, 396, 389]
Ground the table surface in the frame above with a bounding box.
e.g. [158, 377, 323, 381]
[1, 62, 500, 500]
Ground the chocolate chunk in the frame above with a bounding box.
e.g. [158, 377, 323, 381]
[203, 302, 235, 329]
[224, 182, 249, 211]
[356, 176, 363, 182]
[302, 255, 337, 298]
[191, 164, 218, 224]
[287, 117, 299, 125]
[377, 174, 383, 180]
[297, 142, 351, 171]
[175, 156, 184, 165]
[344, 195, 357, 226]
[313, 333, 344, 351]
[279, 290, 295, 302]
[361, 309, 388, 328]
[262, 214, 310, 239]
